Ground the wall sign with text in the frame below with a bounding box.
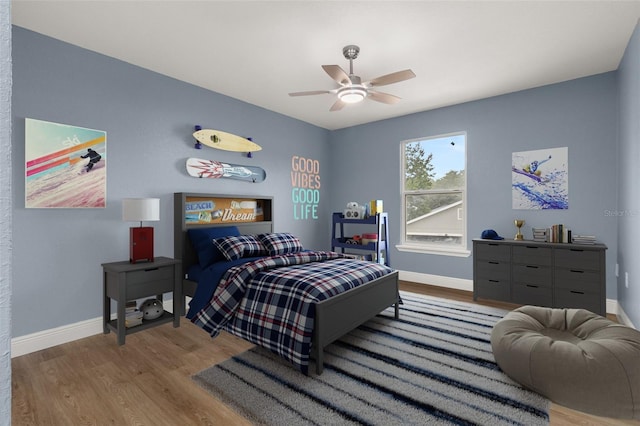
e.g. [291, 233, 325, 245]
[291, 156, 320, 220]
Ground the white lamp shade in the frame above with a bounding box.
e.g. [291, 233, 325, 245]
[122, 198, 160, 222]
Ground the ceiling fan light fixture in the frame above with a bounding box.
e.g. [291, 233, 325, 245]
[338, 86, 367, 104]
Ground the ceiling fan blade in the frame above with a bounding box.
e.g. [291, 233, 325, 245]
[322, 65, 351, 85]
[289, 90, 331, 97]
[329, 99, 346, 112]
[368, 91, 401, 104]
[367, 69, 416, 87]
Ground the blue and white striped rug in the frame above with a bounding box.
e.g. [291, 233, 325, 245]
[192, 291, 549, 425]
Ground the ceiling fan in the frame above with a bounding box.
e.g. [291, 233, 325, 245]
[289, 45, 416, 111]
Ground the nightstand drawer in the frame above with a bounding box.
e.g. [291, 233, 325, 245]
[127, 279, 174, 300]
[127, 266, 173, 285]
[554, 248, 601, 270]
[512, 264, 552, 287]
[512, 246, 552, 266]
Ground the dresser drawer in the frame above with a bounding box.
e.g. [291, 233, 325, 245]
[554, 288, 602, 315]
[554, 248, 602, 270]
[512, 245, 552, 266]
[475, 278, 510, 302]
[554, 269, 601, 293]
[512, 264, 552, 287]
[512, 283, 553, 307]
[475, 260, 510, 280]
[474, 242, 510, 261]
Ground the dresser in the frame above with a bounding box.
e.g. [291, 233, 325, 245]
[473, 239, 607, 315]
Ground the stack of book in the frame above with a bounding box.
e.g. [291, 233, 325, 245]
[125, 301, 143, 328]
[548, 224, 571, 243]
[572, 235, 597, 245]
[532, 228, 547, 242]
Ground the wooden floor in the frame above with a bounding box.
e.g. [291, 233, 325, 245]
[12, 282, 640, 425]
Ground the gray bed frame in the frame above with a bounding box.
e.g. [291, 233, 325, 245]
[174, 192, 399, 374]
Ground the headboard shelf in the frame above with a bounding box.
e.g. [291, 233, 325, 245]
[173, 192, 274, 312]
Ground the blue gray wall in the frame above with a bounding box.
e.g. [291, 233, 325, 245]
[329, 73, 620, 299]
[11, 27, 330, 337]
[617, 19, 640, 328]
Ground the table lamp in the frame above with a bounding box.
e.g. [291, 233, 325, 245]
[122, 198, 160, 263]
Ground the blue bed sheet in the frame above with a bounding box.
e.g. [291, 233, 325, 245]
[186, 256, 263, 319]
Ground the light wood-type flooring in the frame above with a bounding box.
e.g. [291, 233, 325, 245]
[12, 281, 640, 425]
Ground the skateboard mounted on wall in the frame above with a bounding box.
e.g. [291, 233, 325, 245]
[186, 157, 266, 183]
[193, 125, 262, 154]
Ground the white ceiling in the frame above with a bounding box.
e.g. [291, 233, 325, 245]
[11, 1, 640, 130]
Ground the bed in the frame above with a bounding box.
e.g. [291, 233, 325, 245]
[173, 192, 399, 374]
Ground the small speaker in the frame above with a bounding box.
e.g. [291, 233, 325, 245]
[130, 227, 154, 263]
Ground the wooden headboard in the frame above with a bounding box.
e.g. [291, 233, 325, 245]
[173, 192, 273, 310]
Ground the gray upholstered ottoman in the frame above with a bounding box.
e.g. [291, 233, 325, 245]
[491, 305, 640, 419]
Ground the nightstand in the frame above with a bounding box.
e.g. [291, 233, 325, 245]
[102, 256, 181, 345]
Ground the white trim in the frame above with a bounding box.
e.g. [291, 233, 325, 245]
[11, 299, 177, 358]
[10, 287, 633, 358]
[396, 244, 471, 258]
[11, 316, 105, 358]
[616, 303, 637, 329]
[399, 270, 473, 292]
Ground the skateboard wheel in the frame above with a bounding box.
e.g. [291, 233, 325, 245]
[194, 125, 202, 131]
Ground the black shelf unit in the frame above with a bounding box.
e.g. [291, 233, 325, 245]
[331, 212, 390, 266]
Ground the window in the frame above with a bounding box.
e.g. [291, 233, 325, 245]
[399, 132, 467, 256]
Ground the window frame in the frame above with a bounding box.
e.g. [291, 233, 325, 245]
[397, 132, 470, 257]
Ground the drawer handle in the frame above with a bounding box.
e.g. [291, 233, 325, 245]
[488, 243, 500, 247]
[144, 267, 159, 272]
[569, 269, 585, 273]
[570, 290, 585, 295]
[489, 279, 500, 283]
[488, 261, 499, 265]
[525, 246, 539, 249]
[569, 249, 585, 252]
[526, 265, 539, 269]
[526, 285, 539, 288]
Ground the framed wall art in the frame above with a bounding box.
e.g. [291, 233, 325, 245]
[25, 118, 106, 208]
[512, 147, 568, 210]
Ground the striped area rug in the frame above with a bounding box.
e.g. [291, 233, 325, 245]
[193, 291, 549, 425]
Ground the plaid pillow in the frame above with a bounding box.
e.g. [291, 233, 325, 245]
[239, 235, 267, 257]
[187, 226, 240, 267]
[258, 233, 303, 255]
[213, 235, 266, 261]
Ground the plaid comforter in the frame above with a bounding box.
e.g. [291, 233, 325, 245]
[191, 250, 394, 374]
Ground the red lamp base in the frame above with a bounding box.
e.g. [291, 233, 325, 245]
[130, 227, 154, 263]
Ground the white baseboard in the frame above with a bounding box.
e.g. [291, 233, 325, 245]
[11, 316, 105, 358]
[11, 299, 176, 358]
[399, 270, 473, 292]
[616, 304, 637, 329]
[11, 275, 634, 358]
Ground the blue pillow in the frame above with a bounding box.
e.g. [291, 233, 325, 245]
[187, 226, 240, 267]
